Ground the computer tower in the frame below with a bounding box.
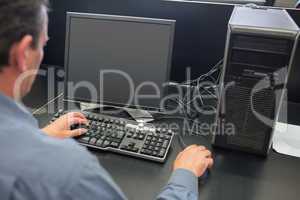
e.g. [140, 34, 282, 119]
[212, 6, 300, 156]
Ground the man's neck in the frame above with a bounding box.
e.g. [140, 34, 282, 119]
[0, 69, 18, 99]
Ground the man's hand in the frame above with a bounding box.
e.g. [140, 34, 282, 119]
[173, 145, 214, 177]
[42, 112, 88, 139]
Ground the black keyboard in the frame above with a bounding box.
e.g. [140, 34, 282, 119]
[51, 110, 174, 162]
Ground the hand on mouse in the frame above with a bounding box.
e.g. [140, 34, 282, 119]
[42, 112, 89, 139]
[173, 145, 213, 177]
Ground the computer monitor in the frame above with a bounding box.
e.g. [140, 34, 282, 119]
[64, 12, 175, 112]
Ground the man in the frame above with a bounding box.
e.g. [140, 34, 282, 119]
[0, 0, 213, 199]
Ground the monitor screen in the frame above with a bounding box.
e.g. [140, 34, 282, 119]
[64, 12, 175, 111]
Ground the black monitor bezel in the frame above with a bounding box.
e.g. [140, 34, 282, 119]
[64, 12, 176, 112]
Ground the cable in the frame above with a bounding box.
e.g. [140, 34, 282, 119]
[178, 59, 223, 108]
[181, 59, 223, 86]
[162, 59, 223, 149]
[32, 93, 64, 115]
[155, 108, 213, 150]
[178, 133, 188, 149]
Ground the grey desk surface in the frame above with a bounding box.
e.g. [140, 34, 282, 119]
[27, 80, 300, 200]
[34, 103, 300, 200]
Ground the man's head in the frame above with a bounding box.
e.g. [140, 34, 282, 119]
[0, 0, 49, 99]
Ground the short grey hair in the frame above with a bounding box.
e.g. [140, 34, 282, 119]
[0, 0, 49, 70]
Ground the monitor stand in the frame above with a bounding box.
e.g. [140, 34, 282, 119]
[79, 102, 154, 123]
[122, 107, 154, 123]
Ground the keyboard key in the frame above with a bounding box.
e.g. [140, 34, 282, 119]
[138, 134, 145, 140]
[102, 140, 111, 147]
[105, 131, 113, 137]
[142, 149, 152, 155]
[146, 136, 152, 140]
[158, 149, 166, 157]
[162, 140, 169, 148]
[109, 138, 121, 144]
[78, 136, 90, 143]
[140, 149, 146, 154]
[89, 138, 97, 145]
[111, 133, 117, 138]
[116, 131, 124, 139]
[100, 135, 106, 140]
[85, 131, 92, 136]
[132, 147, 139, 153]
[110, 142, 119, 148]
[128, 142, 136, 147]
[121, 145, 128, 150]
[96, 139, 103, 147]
[147, 150, 153, 155]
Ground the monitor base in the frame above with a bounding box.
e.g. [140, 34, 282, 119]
[79, 102, 154, 123]
[123, 107, 154, 123]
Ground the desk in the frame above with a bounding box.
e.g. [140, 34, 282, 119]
[26, 76, 300, 200]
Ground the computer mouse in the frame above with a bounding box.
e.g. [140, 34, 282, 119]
[177, 134, 212, 183]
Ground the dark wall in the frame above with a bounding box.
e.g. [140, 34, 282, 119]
[45, 0, 233, 81]
[45, 0, 300, 102]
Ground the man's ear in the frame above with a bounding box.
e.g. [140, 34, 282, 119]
[12, 35, 34, 72]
